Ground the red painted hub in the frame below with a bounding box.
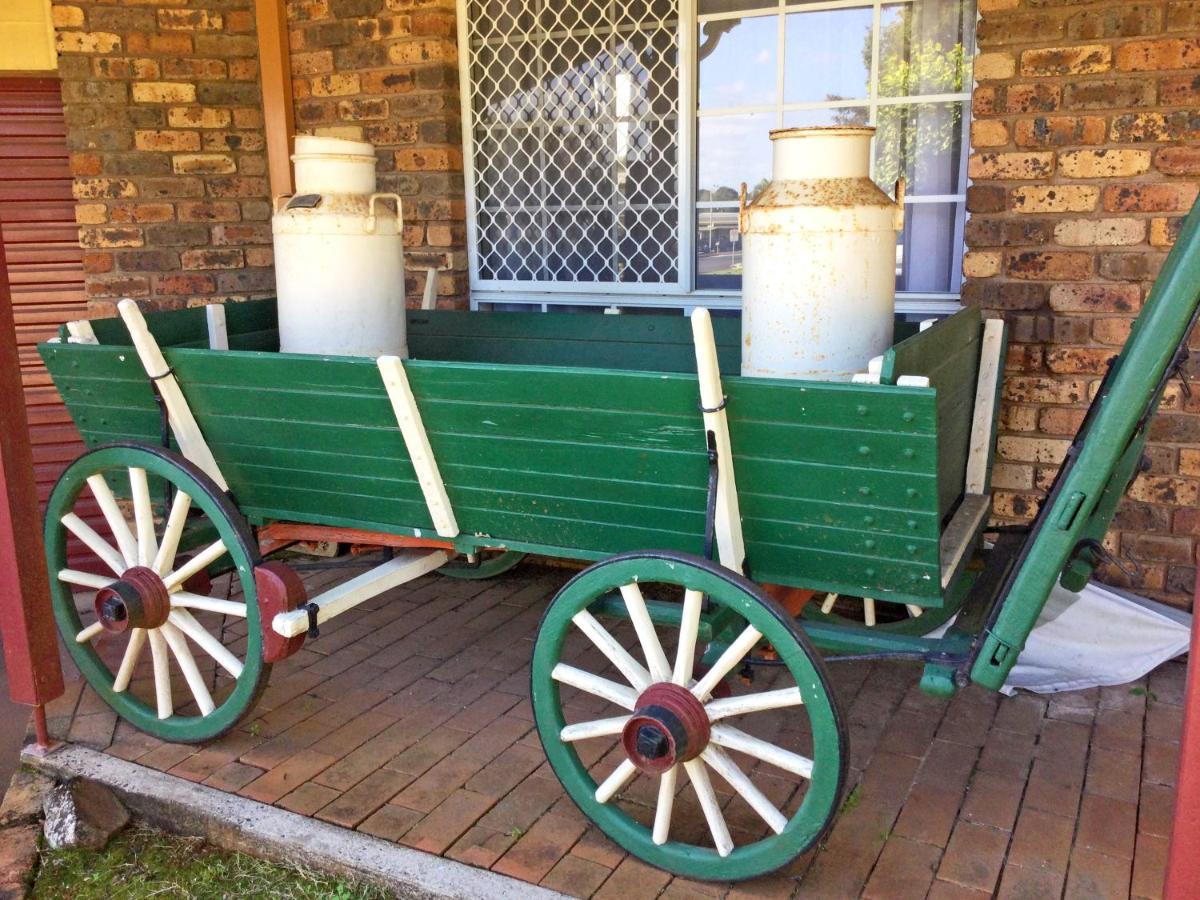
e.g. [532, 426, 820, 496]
[621, 682, 711, 774]
[94, 566, 171, 633]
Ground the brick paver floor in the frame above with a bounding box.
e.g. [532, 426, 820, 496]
[47, 562, 1182, 899]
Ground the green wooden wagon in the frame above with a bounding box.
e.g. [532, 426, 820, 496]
[38, 199, 1200, 880]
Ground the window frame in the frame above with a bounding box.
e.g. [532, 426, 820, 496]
[456, 0, 973, 315]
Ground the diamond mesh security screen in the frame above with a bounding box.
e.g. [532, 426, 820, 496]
[464, 1, 680, 285]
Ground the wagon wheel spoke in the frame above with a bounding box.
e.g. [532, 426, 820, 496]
[75, 621, 106, 644]
[560, 715, 630, 742]
[128, 467, 158, 567]
[86, 474, 137, 567]
[112, 628, 147, 694]
[704, 686, 804, 722]
[162, 538, 227, 592]
[551, 663, 638, 710]
[701, 746, 788, 834]
[147, 628, 173, 720]
[159, 620, 215, 715]
[58, 569, 114, 590]
[170, 591, 247, 618]
[692, 623, 762, 700]
[168, 609, 243, 678]
[570, 609, 650, 691]
[619, 583, 672, 682]
[709, 723, 814, 779]
[60, 513, 125, 575]
[152, 491, 192, 576]
[595, 758, 638, 803]
[673, 589, 704, 686]
[652, 765, 678, 846]
[684, 759, 734, 857]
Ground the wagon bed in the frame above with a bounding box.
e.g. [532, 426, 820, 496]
[42, 300, 997, 609]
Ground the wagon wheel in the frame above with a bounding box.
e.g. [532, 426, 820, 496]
[438, 549, 526, 580]
[801, 593, 959, 635]
[45, 443, 268, 743]
[531, 551, 847, 881]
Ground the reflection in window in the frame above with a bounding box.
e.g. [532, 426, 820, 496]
[697, 0, 976, 296]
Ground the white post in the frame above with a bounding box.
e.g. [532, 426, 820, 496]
[117, 298, 228, 489]
[420, 266, 438, 311]
[965, 319, 1005, 495]
[377, 355, 459, 538]
[66, 319, 98, 344]
[206, 304, 229, 350]
[691, 308, 746, 574]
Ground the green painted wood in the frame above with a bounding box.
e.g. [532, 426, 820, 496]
[881, 308, 983, 518]
[75, 298, 279, 350]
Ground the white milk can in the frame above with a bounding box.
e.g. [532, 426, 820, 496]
[273, 135, 408, 358]
[739, 126, 902, 380]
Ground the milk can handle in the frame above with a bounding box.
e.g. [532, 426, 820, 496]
[366, 192, 404, 234]
[273, 193, 293, 214]
[893, 177, 906, 232]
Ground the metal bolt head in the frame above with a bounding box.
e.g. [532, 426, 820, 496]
[635, 725, 669, 759]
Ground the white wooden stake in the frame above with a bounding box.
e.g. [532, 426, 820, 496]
[377, 355, 459, 538]
[420, 267, 438, 310]
[690, 308, 746, 573]
[965, 318, 1005, 495]
[66, 319, 98, 344]
[117, 299, 228, 490]
[206, 304, 229, 350]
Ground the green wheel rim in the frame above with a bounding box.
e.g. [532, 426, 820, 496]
[531, 551, 847, 881]
[438, 550, 526, 580]
[46, 443, 268, 743]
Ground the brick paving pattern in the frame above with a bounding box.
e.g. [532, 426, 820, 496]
[48, 564, 1182, 898]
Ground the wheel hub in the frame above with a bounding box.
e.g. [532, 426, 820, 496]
[622, 682, 710, 774]
[95, 566, 170, 633]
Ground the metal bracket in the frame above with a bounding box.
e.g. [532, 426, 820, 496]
[703, 430, 719, 562]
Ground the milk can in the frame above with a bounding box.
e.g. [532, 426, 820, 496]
[739, 126, 903, 380]
[272, 135, 408, 358]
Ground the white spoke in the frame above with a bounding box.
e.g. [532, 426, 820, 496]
[551, 663, 637, 710]
[571, 610, 651, 691]
[673, 589, 703, 687]
[58, 569, 114, 590]
[709, 724, 813, 779]
[162, 539, 226, 592]
[170, 591, 247, 618]
[168, 610, 243, 678]
[75, 621, 105, 643]
[129, 467, 157, 567]
[112, 629, 146, 693]
[702, 746, 788, 834]
[620, 583, 672, 683]
[87, 474, 137, 566]
[691, 624, 761, 701]
[159, 621, 215, 716]
[684, 759, 734, 857]
[595, 758, 637, 803]
[820, 592, 839, 615]
[561, 715, 629, 742]
[906, 604, 924, 618]
[705, 687, 804, 722]
[152, 491, 192, 576]
[653, 765, 677, 846]
[60, 513, 125, 575]
[147, 629, 173, 719]
[863, 597, 877, 627]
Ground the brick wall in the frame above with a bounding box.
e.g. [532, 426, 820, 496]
[52, 0, 276, 313]
[285, 0, 466, 306]
[51, 0, 467, 312]
[966, 0, 1200, 607]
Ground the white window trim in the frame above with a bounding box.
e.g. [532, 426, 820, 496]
[456, 0, 971, 314]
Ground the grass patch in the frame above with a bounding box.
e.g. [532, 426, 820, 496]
[33, 823, 390, 900]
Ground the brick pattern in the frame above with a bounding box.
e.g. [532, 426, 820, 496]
[45, 564, 1183, 899]
[966, 0, 1200, 608]
[52, 0, 276, 313]
[286, 0, 467, 306]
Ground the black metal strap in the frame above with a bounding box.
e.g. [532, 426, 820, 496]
[148, 366, 175, 381]
[699, 395, 727, 414]
[305, 602, 321, 639]
[703, 430, 719, 562]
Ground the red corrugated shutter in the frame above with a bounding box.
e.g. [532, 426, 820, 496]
[0, 77, 90, 519]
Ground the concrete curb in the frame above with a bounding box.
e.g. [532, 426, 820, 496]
[23, 743, 568, 900]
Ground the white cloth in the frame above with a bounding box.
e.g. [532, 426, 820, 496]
[1000, 580, 1191, 695]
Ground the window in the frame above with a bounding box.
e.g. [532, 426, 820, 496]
[458, 0, 976, 312]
